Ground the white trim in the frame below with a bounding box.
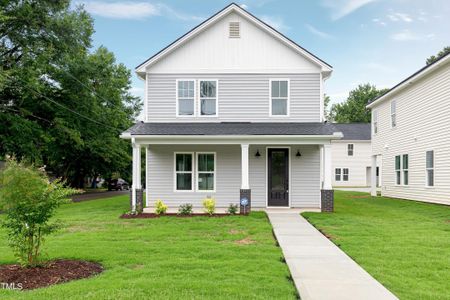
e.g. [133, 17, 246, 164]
[265, 146, 291, 208]
[425, 150, 434, 187]
[142, 74, 148, 122]
[319, 72, 324, 122]
[372, 110, 378, 135]
[322, 144, 332, 189]
[342, 168, 349, 182]
[198, 79, 219, 117]
[347, 143, 354, 156]
[196, 152, 216, 193]
[335, 168, 342, 181]
[173, 152, 194, 192]
[135, 4, 332, 77]
[269, 78, 290, 117]
[390, 100, 397, 129]
[176, 79, 196, 117]
[145, 145, 149, 206]
[241, 144, 250, 189]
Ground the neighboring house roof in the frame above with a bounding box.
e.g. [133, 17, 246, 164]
[135, 3, 332, 78]
[123, 122, 341, 136]
[367, 52, 450, 108]
[332, 123, 371, 140]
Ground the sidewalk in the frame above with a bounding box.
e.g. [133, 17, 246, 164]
[267, 210, 398, 300]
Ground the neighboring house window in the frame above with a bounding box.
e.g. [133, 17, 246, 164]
[197, 153, 215, 191]
[335, 168, 341, 181]
[175, 153, 193, 191]
[343, 168, 349, 181]
[348, 144, 354, 156]
[177, 80, 195, 116]
[373, 110, 378, 134]
[270, 80, 289, 116]
[402, 154, 408, 185]
[199, 80, 217, 116]
[395, 155, 401, 185]
[391, 100, 397, 128]
[426, 150, 434, 187]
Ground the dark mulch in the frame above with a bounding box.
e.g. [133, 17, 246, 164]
[0, 259, 103, 290]
[121, 212, 246, 219]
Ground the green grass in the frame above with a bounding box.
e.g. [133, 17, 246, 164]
[0, 196, 296, 299]
[302, 191, 450, 300]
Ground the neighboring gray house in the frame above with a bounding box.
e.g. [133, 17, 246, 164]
[121, 3, 343, 212]
[367, 53, 450, 205]
[331, 124, 374, 187]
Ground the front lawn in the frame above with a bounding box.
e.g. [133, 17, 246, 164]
[302, 191, 450, 300]
[0, 196, 296, 299]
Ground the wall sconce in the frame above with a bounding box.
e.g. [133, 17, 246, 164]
[296, 150, 302, 157]
[255, 150, 261, 157]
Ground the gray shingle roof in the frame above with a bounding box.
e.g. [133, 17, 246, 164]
[124, 122, 340, 136]
[332, 123, 371, 140]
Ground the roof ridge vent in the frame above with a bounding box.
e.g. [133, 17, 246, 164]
[229, 21, 240, 38]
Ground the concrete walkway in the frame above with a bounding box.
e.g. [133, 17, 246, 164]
[267, 210, 398, 300]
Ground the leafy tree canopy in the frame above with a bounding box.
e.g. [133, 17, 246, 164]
[426, 46, 450, 65]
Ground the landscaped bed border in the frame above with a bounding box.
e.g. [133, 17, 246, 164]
[120, 212, 248, 219]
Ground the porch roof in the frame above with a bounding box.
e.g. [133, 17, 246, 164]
[122, 122, 341, 137]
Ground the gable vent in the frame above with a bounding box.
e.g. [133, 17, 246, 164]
[229, 22, 240, 38]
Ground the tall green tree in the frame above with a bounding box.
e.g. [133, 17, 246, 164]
[426, 46, 450, 65]
[1, 1, 141, 187]
[330, 84, 388, 123]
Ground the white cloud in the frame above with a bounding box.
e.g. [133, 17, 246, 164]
[260, 15, 290, 31]
[387, 12, 413, 22]
[157, 4, 204, 22]
[240, 4, 249, 10]
[321, 0, 379, 20]
[372, 18, 386, 26]
[305, 24, 333, 39]
[390, 29, 434, 41]
[82, 1, 159, 19]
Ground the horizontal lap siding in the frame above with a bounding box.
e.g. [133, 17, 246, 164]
[146, 74, 320, 122]
[371, 62, 450, 205]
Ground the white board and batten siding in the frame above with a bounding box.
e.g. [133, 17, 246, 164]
[147, 145, 321, 209]
[371, 60, 450, 205]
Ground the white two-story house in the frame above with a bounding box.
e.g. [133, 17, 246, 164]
[121, 3, 343, 213]
[367, 53, 450, 205]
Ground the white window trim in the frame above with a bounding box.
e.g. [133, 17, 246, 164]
[425, 150, 434, 188]
[372, 110, 378, 135]
[390, 100, 397, 129]
[198, 79, 219, 117]
[395, 155, 401, 186]
[269, 78, 290, 117]
[335, 168, 341, 181]
[174, 152, 194, 192]
[343, 168, 349, 181]
[347, 144, 354, 156]
[176, 79, 196, 118]
[196, 152, 216, 193]
[402, 154, 409, 186]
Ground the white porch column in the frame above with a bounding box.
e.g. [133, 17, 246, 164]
[131, 142, 141, 212]
[145, 145, 149, 207]
[371, 155, 377, 196]
[241, 144, 249, 189]
[323, 144, 332, 190]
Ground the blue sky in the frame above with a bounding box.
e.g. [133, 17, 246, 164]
[77, 0, 450, 117]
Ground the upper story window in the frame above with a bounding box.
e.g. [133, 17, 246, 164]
[177, 80, 195, 116]
[391, 100, 397, 128]
[199, 80, 217, 116]
[270, 79, 289, 116]
[426, 150, 434, 187]
[347, 144, 354, 156]
[373, 110, 378, 134]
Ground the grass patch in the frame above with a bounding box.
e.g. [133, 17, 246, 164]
[0, 195, 296, 299]
[302, 191, 450, 300]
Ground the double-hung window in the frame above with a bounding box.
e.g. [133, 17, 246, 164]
[395, 155, 401, 185]
[373, 110, 378, 134]
[348, 144, 354, 156]
[197, 153, 215, 191]
[335, 168, 341, 181]
[270, 80, 289, 116]
[402, 154, 409, 185]
[177, 80, 195, 116]
[391, 100, 397, 128]
[343, 168, 349, 181]
[199, 80, 217, 116]
[426, 150, 434, 187]
[175, 153, 193, 191]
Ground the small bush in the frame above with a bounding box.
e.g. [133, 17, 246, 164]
[203, 198, 216, 215]
[155, 199, 168, 215]
[178, 203, 193, 215]
[227, 203, 239, 215]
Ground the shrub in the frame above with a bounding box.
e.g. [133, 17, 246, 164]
[155, 199, 168, 215]
[178, 203, 193, 215]
[0, 159, 79, 267]
[203, 198, 216, 215]
[227, 203, 239, 215]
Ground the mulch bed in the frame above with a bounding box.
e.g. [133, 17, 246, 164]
[0, 259, 103, 290]
[120, 212, 246, 219]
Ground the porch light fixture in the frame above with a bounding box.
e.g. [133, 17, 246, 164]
[255, 150, 261, 157]
[296, 150, 302, 157]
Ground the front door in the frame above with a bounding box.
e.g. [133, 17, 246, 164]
[268, 148, 289, 207]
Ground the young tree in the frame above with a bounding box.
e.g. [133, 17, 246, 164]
[330, 84, 388, 123]
[0, 160, 79, 267]
[426, 46, 450, 65]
